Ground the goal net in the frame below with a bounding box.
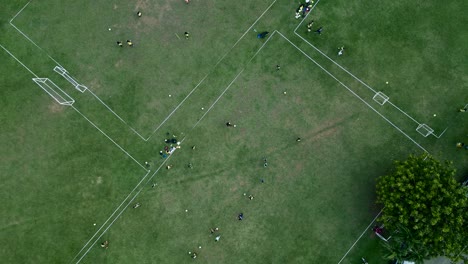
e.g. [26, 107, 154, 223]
[33, 78, 75, 106]
[416, 124, 434, 137]
[373, 92, 389, 105]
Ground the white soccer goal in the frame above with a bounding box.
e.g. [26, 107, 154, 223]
[416, 124, 434, 137]
[373, 92, 389, 105]
[54, 66, 88, 93]
[33, 78, 75, 106]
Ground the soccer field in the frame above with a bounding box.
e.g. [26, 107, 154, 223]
[1, 0, 466, 263]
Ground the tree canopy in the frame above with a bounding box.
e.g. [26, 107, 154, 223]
[376, 154, 468, 262]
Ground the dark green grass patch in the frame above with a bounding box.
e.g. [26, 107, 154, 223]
[0, 51, 146, 263]
[10, 0, 273, 134]
[297, 0, 468, 133]
[81, 34, 423, 263]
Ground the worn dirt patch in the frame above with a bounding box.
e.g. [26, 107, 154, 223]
[114, 59, 124, 68]
[88, 78, 102, 91]
[48, 102, 64, 113]
[306, 117, 349, 143]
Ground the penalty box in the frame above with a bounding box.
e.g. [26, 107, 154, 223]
[10, 0, 275, 135]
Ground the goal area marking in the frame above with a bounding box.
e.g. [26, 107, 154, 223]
[293, 1, 449, 139]
[416, 124, 434, 137]
[373, 92, 389, 105]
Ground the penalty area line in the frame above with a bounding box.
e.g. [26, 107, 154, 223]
[9, 0, 31, 23]
[276, 31, 429, 154]
[73, 149, 175, 263]
[69, 169, 151, 263]
[146, 73, 210, 141]
[146, 0, 278, 139]
[86, 89, 147, 141]
[0, 44, 39, 78]
[71, 106, 147, 170]
[192, 69, 244, 129]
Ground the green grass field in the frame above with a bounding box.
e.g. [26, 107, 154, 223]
[1, 0, 466, 263]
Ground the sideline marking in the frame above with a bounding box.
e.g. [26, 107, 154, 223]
[336, 210, 383, 264]
[8, 0, 279, 141]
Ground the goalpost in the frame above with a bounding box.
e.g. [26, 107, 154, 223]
[372, 92, 389, 105]
[54, 66, 88, 93]
[416, 124, 434, 137]
[33, 78, 75, 106]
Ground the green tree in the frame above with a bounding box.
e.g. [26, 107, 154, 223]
[376, 154, 468, 262]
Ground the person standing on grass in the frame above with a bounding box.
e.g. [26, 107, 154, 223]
[184, 32, 190, 39]
[338, 46, 344, 56]
[315, 27, 323, 34]
[307, 21, 314, 32]
[137, 11, 142, 17]
[127, 40, 133, 47]
[257, 31, 269, 39]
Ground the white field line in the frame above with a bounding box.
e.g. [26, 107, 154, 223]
[9, 0, 31, 23]
[0, 44, 38, 77]
[192, 69, 245, 129]
[74, 187, 143, 263]
[69, 170, 151, 263]
[145, 0, 278, 139]
[432, 127, 448, 139]
[211, 0, 278, 69]
[8, 0, 278, 142]
[293, 0, 321, 32]
[9, 23, 64, 68]
[86, 89, 147, 141]
[146, 73, 209, 140]
[248, 31, 277, 63]
[293, 0, 449, 137]
[0, 44, 156, 263]
[276, 31, 429, 153]
[8, 2, 148, 141]
[386, 100, 420, 125]
[293, 27, 377, 94]
[71, 106, 148, 170]
[190, 30, 277, 129]
[9, 0, 63, 67]
[73, 147, 175, 264]
[336, 209, 383, 264]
